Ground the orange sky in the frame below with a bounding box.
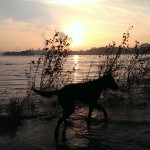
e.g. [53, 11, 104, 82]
[0, 0, 150, 51]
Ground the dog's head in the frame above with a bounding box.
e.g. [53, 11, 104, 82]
[99, 73, 119, 90]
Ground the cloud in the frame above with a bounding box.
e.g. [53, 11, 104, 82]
[0, 0, 55, 25]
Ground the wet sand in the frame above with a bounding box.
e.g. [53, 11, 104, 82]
[0, 101, 150, 150]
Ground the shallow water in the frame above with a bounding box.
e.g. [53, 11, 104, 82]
[0, 102, 150, 150]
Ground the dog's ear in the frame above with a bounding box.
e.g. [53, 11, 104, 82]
[104, 69, 112, 76]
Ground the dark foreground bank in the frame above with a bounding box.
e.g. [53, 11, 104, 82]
[0, 98, 150, 150]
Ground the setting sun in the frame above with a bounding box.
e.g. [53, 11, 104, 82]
[65, 23, 84, 47]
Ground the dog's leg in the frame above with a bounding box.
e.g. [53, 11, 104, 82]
[54, 116, 66, 141]
[95, 103, 108, 120]
[87, 104, 94, 126]
[55, 103, 75, 141]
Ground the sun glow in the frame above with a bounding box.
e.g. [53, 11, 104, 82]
[65, 23, 84, 47]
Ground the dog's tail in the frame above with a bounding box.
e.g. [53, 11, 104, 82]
[32, 87, 59, 98]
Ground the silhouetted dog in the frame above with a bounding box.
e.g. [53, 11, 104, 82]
[32, 73, 119, 140]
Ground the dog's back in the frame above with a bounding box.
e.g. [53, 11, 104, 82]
[58, 74, 118, 106]
[58, 79, 102, 105]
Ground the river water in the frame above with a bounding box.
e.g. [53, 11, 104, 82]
[0, 55, 99, 92]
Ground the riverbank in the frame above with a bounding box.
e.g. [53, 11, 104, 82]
[0, 97, 150, 150]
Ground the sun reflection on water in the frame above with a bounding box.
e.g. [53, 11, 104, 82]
[73, 55, 79, 70]
[73, 55, 79, 82]
[74, 55, 79, 64]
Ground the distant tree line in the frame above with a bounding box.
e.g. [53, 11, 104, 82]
[3, 43, 150, 56]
